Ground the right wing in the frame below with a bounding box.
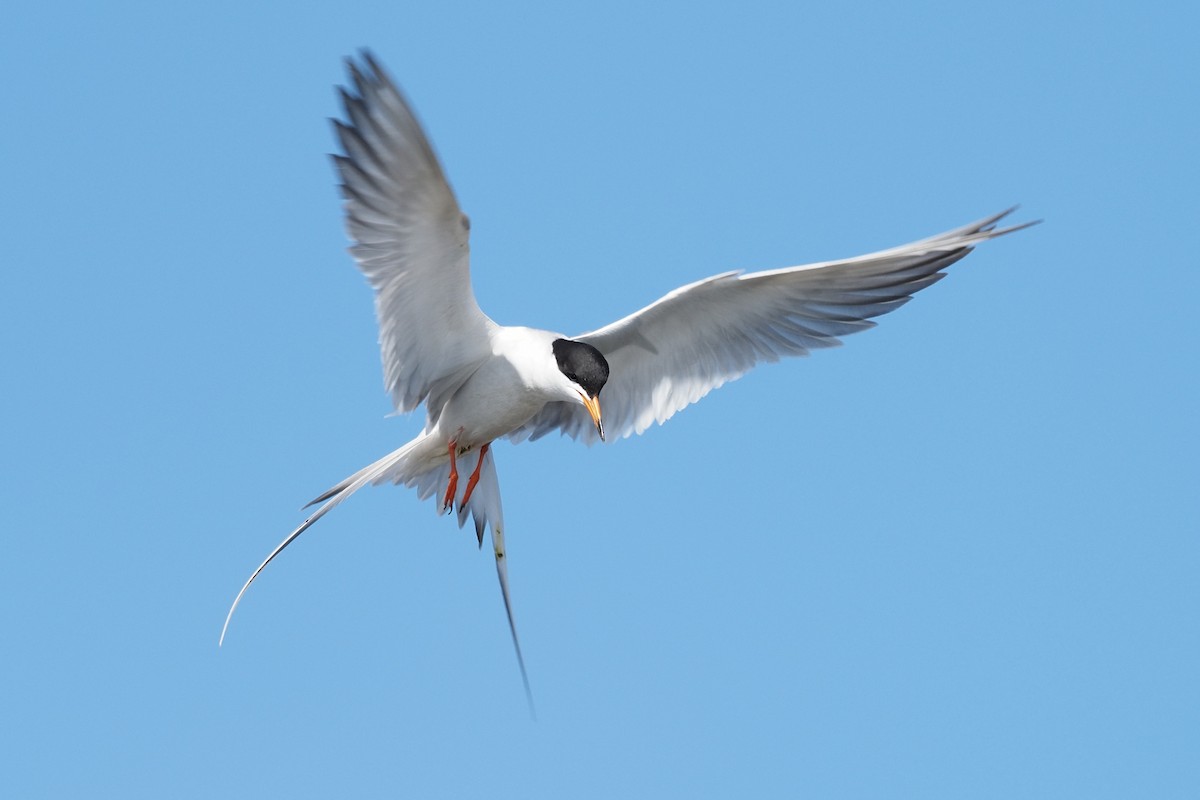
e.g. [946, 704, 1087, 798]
[333, 51, 496, 415]
[511, 209, 1036, 444]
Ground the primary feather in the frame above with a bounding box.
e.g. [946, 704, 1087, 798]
[511, 209, 1035, 444]
[333, 52, 496, 419]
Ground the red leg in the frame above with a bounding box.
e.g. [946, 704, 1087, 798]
[442, 441, 459, 512]
[461, 442, 491, 508]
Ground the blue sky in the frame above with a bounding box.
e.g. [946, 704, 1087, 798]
[3, 1, 1197, 797]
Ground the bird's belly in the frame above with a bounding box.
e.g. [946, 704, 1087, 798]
[436, 361, 548, 446]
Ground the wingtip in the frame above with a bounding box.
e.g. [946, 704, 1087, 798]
[344, 55, 370, 97]
[346, 48, 392, 91]
[975, 205, 1018, 232]
[360, 48, 384, 75]
[982, 205, 1043, 235]
[991, 216, 1043, 238]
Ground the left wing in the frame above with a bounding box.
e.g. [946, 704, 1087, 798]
[334, 51, 497, 416]
[510, 208, 1035, 445]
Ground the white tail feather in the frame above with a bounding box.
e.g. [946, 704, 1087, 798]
[219, 433, 434, 646]
[219, 432, 535, 715]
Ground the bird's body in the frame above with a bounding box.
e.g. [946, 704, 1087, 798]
[439, 327, 577, 446]
[221, 51, 1036, 712]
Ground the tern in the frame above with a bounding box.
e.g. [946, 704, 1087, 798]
[221, 51, 1035, 711]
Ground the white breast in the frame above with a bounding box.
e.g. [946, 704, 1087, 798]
[434, 326, 568, 446]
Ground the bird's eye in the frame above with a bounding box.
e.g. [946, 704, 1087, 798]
[567, 373, 578, 382]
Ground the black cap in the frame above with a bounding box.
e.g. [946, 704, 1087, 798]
[552, 339, 609, 398]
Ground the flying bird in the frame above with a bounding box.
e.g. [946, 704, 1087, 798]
[221, 51, 1035, 711]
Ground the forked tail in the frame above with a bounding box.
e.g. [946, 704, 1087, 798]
[219, 432, 536, 716]
[218, 434, 433, 646]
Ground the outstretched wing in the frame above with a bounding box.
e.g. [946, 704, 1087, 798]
[333, 51, 496, 415]
[511, 208, 1035, 444]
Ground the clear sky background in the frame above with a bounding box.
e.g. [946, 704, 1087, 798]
[2, 2, 1196, 797]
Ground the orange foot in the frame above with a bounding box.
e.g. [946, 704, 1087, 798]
[460, 442, 491, 509]
[442, 440, 459, 513]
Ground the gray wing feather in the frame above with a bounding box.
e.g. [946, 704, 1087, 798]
[334, 51, 495, 415]
[510, 208, 1034, 445]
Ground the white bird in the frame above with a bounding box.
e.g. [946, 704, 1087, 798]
[221, 51, 1035, 711]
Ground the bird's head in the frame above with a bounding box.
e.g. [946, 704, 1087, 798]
[552, 338, 609, 441]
